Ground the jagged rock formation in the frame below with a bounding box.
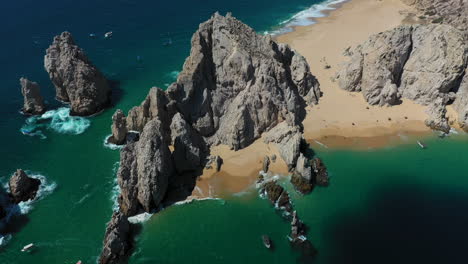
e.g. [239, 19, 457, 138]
[453, 71, 468, 131]
[20, 78, 45, 115]
[205, 155, 223, 171]
[9, 169, 41, 203]
[263, 156, 270, 173]
[402, 0, 468, 39]
[109, 110, 128, 145]
[291, 154, 314, 194]
[126, 87, 172, 134]
[166, 12, 320, 150]
[263, 123, 304, 170]
[259, 180, 292, 213]
[117, 119, 173, 216]
[337, 24, 467, 132]
[311, 158, 329, 187]
[44, 31, 111, 116]
[99, 212, 132, 264]
[100, 13, 323, 264]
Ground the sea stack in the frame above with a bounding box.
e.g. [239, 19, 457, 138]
[9, 169, 41, 203]
[109, 109, 128, 145]
[20, 77, 45, 115]
[44, 31, 111, 116]
[99, 212, 132, 264]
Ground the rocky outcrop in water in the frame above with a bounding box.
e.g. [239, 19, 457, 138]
[99, 212, 132, 264]
[311, 158, 329, 187]
[101, 13, 324, 264]
[109, 110, 128, 145]
[44, 31, 111, 116]
[9, 169, 41, 203]
[20, 77, 45, 115]
[337, 24, 467, 132]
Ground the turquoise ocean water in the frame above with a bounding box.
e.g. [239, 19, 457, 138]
[1, 0, 468, 263]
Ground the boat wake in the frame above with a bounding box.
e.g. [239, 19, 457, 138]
[20, 107, 91, 139]
[264, 0, 349, 35]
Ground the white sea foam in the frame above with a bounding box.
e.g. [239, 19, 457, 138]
[167, 70, 180, 80]
[20, 107, 91, 138]
[264, 0, 349, 35]
[0, 234, 11, 247]
[16, 172, 57, 214]
[174, 197, 223, 206]
[128, 212, 153, 224]
[110, 162, 121, 212]
[103, 135, 124, 150]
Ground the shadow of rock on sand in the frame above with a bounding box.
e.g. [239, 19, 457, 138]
[325, 184, 468, 264]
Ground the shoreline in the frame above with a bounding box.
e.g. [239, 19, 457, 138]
[276, 0, 435, 148]
[190, 0, 435, 198]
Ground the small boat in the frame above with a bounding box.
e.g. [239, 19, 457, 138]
[76, 261, 82, 264]
[262, 235, 272, 249]
[89, 33, 96, 38]
[104, 31, 113, 38]
[21, 243, 34, 252]
[417, 140, 426, 149]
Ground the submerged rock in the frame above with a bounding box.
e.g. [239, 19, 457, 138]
[9, 169, 41, 203]
[20, 77, 45, 115]
[260, 180, 292, 213]
[109, 109, 128, 145]
[44, 31, 111, 116]
[99, 212, 132, 264]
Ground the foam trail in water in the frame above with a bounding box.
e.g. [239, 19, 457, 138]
[20, 107, 90, 138]
[103, 135, 124, 150]
[110, 162, 121, 212]
[0, 234, 11, 247]
[128, 212, 153, 224]
[264, 0, 349, 35]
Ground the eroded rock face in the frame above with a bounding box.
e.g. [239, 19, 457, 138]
[126, 87, 171, 135]
[311, 158, 329, 187]
[402, 0, 468, 39]
[166, 13, 320, 150]
[9, 169, 41, 203]
[99, 212, 132, 264]
[44, 31, 111, 116]
[20, 78, 45, 115]
[109, 110, 128, 145]
[117, 119, 173, 216]
[453, 70, 468, 131]
[170, 113, 207, 174]
[263, 123, 303, 170]
[337, 24, 467, 132]
[291, 154, 314, 194]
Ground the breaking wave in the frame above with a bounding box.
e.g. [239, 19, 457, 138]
[20, 107, 90, 139]
[264, 0, 349, 35]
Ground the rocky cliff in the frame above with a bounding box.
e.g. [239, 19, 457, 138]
[20, 77, 45, 115]
[337, 23, 467, 132]
[100, 13, 323, 263]
[44, 31, 111, 116]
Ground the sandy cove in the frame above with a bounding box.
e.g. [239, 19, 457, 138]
[191, 0, 440, 198]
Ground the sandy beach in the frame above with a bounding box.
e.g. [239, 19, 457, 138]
[276, 0, 433, 149]
[192, 0, 437, 198]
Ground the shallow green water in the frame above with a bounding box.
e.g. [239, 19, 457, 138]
[130, 134, 468, 264]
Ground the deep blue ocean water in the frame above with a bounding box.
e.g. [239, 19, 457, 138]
[2, 1, 468, 264]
